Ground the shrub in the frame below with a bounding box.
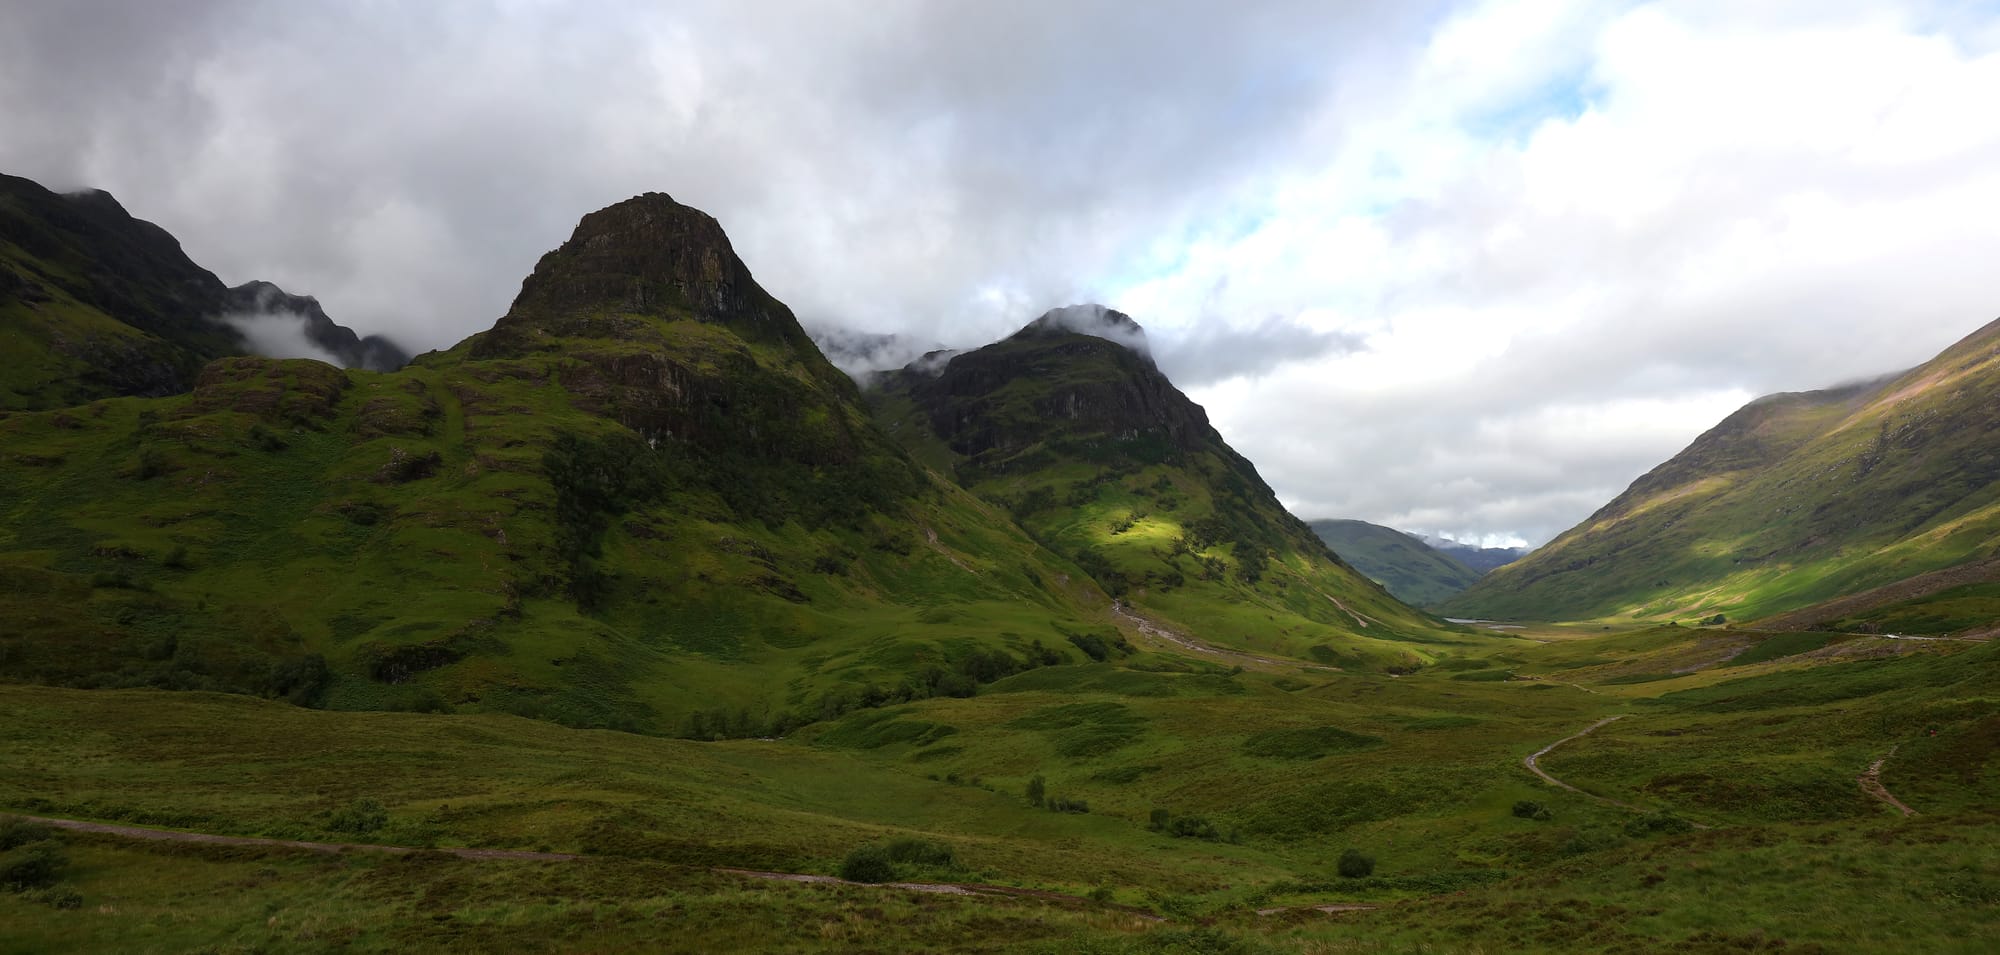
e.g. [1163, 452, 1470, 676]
[0, 840, 67, 891]
[1625, 812, 1694, 837]
[839, 844, 897, 883]
[1025, 774, 1046, 807]
[1047, 797, 1090, 814]
[248, 423, 289, 452]
[0, 818, 53, 852]
[1149, 808, 1172, 831]
[1167, 815, 1221, 840]
[1337, 848, 1376, 879]
[1513, 800, 1554, 821]
[327, 798, 388, 835]
[26, 882, 82, 909]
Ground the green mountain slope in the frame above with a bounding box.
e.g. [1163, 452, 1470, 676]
[0, 174, 248, 408]
[0, 173, 405, 409]
[1447, 316, 2000, 628]
[0, 191, 1124, 734]
[1308, 519, 1479, 607]
[869, 307, 1463, 670]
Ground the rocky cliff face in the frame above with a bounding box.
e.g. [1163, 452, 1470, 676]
[474, 192, 821, 361]
[887, 308, 1265, 491]
[449, 190, 920, 509]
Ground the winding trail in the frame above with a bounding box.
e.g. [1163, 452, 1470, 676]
[1523, 716, 1713, 830]
[1111, 602, 1337, 672]
[1858, 746, 1918, 817]
[18, 815, 577, 861]
[1256, 903, 1378, 917]
[1523, 717, 1644, 809]
[9, 814, 1159, 918]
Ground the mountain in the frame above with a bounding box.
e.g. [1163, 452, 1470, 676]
[869, 305, 1460, 670]
[223, 281, 410, 371]
[1308, 519, 1479, 607]
[0, 191, 1118, 734]
[1447, 317, 2000, 631]
[1414, 534, 1528, 574]
[0, 172, 405, 410]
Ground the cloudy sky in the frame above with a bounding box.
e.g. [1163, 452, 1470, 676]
[7, 0, 2000, 546]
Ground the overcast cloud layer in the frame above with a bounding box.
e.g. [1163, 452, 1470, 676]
[6, 0, 1998, 546]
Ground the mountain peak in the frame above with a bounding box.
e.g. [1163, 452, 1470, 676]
[475, 191, 814, 357]
[1011, 304, 1151, 357]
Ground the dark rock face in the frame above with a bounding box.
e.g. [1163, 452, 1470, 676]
[888, 308, 1266, 493]
[224, 280, 411, 371]
[475, 192, 820, 359]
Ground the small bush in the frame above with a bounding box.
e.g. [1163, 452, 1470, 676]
[248, 423, 289, 452]
[1148, 808, 1171, 831]
[327, 798, 388, 835]
[0, 840, 67, 891]
[1047, 797, 1090, 814]
[1625, 812, 1694, 837]
[1512, 800, 1554, 821]
[811, 555, 848, 575]
[0, 818, 53, 852]
[26, 882, 82, 909]
[1025, 774, 1046, 807]
[1169, 815, 1221, 840]
[1337, 848, 1376, 879]
[839, 844, 897, 883]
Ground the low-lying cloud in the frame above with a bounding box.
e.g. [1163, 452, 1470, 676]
[217, 312, 346, 367]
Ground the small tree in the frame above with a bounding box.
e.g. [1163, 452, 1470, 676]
[1025, 774, 1046, 807]
[1337, 848, 1375, 879]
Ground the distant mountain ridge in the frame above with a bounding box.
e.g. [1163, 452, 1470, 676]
[1308, 519, 1480, 607]
[0, 172, 406, 410]
[1412, 534, 1528, 574]
[223, 281, 410, 372]
[1447, 316, 2000, 632]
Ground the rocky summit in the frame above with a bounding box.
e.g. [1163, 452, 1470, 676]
[474, 192, 820, 360]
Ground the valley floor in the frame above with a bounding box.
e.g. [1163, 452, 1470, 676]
[3, 621, 1996, 953]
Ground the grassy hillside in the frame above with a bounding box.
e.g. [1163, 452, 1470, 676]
[0, 193, 1132, 736]
[1308, 519, 1479, 607]
[870, 311, 1469, 672]
[1449, 317, 2000, 628]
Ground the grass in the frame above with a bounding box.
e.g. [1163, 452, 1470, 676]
[1, 616, 1996, 951]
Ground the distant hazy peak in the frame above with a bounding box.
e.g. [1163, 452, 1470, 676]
[1011, 304, 1151, 357]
